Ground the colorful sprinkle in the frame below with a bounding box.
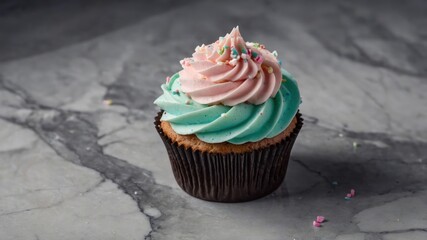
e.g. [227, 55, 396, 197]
[313, 221, 321, 227]
[346, 193, 352, 198]
[172, 89, 180, 95]
[166, 76, 171, 83]
[254, 55, 264, 64]
[350, 189, 356, 197]
[253, 42, 260, 48]
[231, 48, 239, 58]
[240, 45, 247, 54]
[245, 42, 252, 48]
[316, 216, 325, 223]
[218, 47, 225, 55]
[281, 76, 288, 83]
[180, 59, 191, 67]
[267, 66, 273, 74]
[241, 53, 248, 59]
[272, 50, 278, 58]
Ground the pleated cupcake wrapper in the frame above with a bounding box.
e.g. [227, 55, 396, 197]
[154, 111, 303, 203]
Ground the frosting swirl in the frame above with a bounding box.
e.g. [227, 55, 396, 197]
[179, 27, 282, 106]
[154, 69, 300, 144]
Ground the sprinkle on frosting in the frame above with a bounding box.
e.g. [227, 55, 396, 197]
[217, 47, 225, 55]
[179, 26, 283, 106]
[272, 50, 278, 58]
[153, 27, 301, 144]
[154, 68, 300, 144]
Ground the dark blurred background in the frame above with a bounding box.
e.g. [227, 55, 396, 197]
[1, 0, 427, 68]
[0, 0, 190, 62]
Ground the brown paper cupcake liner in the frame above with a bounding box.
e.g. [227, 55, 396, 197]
[154, 111, 303, 203]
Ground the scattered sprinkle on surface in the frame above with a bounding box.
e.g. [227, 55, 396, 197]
[103, 99, 113, 106]
[316, 216, 325, 223]
[313, 221, 321, 227]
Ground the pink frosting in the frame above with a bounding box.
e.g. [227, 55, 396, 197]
[179, 27, 282, 106]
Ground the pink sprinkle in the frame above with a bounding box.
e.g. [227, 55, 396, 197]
[180, 59, 191, 67]
[350, 189, 356, 197]
[166, 76, 171, 83]
[346, 193, 352, 198]
[316, 216, 325, 223]
[313, 221, 321, 227]
[254, 55, 264, 64]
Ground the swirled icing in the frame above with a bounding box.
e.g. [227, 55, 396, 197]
[154, 69, 300, 144]
[179, 27, 282, 106]
[154, 27, 301, 144]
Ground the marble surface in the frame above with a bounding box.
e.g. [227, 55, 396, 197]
[1, 0, 427, 239]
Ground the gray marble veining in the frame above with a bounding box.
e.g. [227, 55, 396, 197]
[0, 0, 426, 239]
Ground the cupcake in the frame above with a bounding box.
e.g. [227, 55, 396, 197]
[154, 27, 302, 202]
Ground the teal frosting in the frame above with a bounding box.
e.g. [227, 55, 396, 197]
[154, 69, 300, 144]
